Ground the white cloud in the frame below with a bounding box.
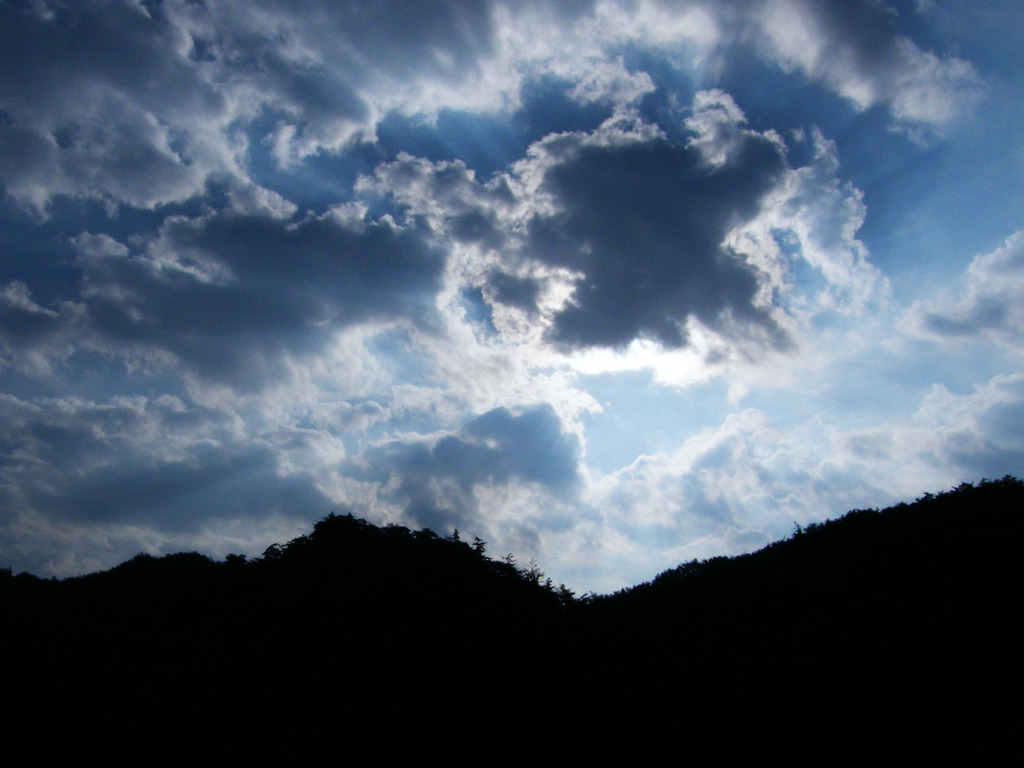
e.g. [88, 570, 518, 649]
[685, 89, 778, 168]
[569, 57, 656, 111]
[906, 231, 1024, 346]
[754, 0, 980, 125]
[572, 364, 1024, 589]
[0, 1, 242, 214]
[0, 0, 980, 216]
[728, 127, 890, 319]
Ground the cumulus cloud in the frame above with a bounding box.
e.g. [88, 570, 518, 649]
[370, 95, 795, 357]
[585, 368, 1024, 585]
[727, 127, 889, 319]
[363, 89, 895, 396]
[360, 404, 581, 534]
[0, 0, 976, 215]
[568, 57, 657, 110]
[751, 0, 980, 124]
[0, 0, 234, 213]
[0, 393, 332, 558]
[0, 281, 80, 374]
[907, 231, 1024, 344]
[188, 0, 508, 164]
[523, 110, 789, 350]
[837, 372, 1024, 489]
[0, 0, 506, 211]
[64, 208, 447, 390]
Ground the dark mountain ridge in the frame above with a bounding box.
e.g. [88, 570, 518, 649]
[4, 476, 1021, 748]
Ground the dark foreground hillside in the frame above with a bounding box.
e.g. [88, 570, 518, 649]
[4, 477, 1021, 751]
[583, 477, 1022, 736]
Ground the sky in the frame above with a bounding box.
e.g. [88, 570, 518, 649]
[1, 0, 1022, 593]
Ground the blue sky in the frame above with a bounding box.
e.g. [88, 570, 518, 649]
[1, 0, 1022, 592]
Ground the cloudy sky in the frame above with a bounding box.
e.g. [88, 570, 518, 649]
[1, 0, 1022, 593]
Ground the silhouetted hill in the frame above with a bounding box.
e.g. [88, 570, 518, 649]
[572, 476, 1022, 753]
[587, 477, 1021, 654]
[5, 513, 570, 677]
[4, 477, 1021, 750]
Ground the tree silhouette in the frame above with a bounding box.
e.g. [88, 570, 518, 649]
[3, 476, 1020, 756]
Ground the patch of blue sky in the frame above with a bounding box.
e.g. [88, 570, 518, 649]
[0, 192, 208, 291]
[578, 369, 733, 474]
[848, 90, 1023, 294]
[376, 109, 522, 181]
[375, 77, 612, 180]
[708, 42, 857, 138]
[768, 227, 834, 312]
[458, 287, 498, 340]
[868, 146, 1021, 302]
[365, 325, 439, 390]
[742, 331, 1005, 441]
[241, 108, 376, 214]
[702, 41, 1020, 295]
[918, 0, 1024, 78]
[627, 50, 701, 140]
[517, 76, 614, 139]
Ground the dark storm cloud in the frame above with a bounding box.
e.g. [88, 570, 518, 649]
[0, 393, 331, 532]
[0, 282, 77, 371]
[527, 131, 788, 349]
[0, 0, 973, 215]
[365, 404, 581, 533]
[73, 210, 445, 389]
[27, 442, 328, 531]
[0, 0, 502, 209]
[370, 103, 793, 353]
[796, 0, 901, 58]
[0, 0, 228, 211]
[0, 1, 212, 116]
[738, 0, 979, 122]
[486, 271, 541, 314]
